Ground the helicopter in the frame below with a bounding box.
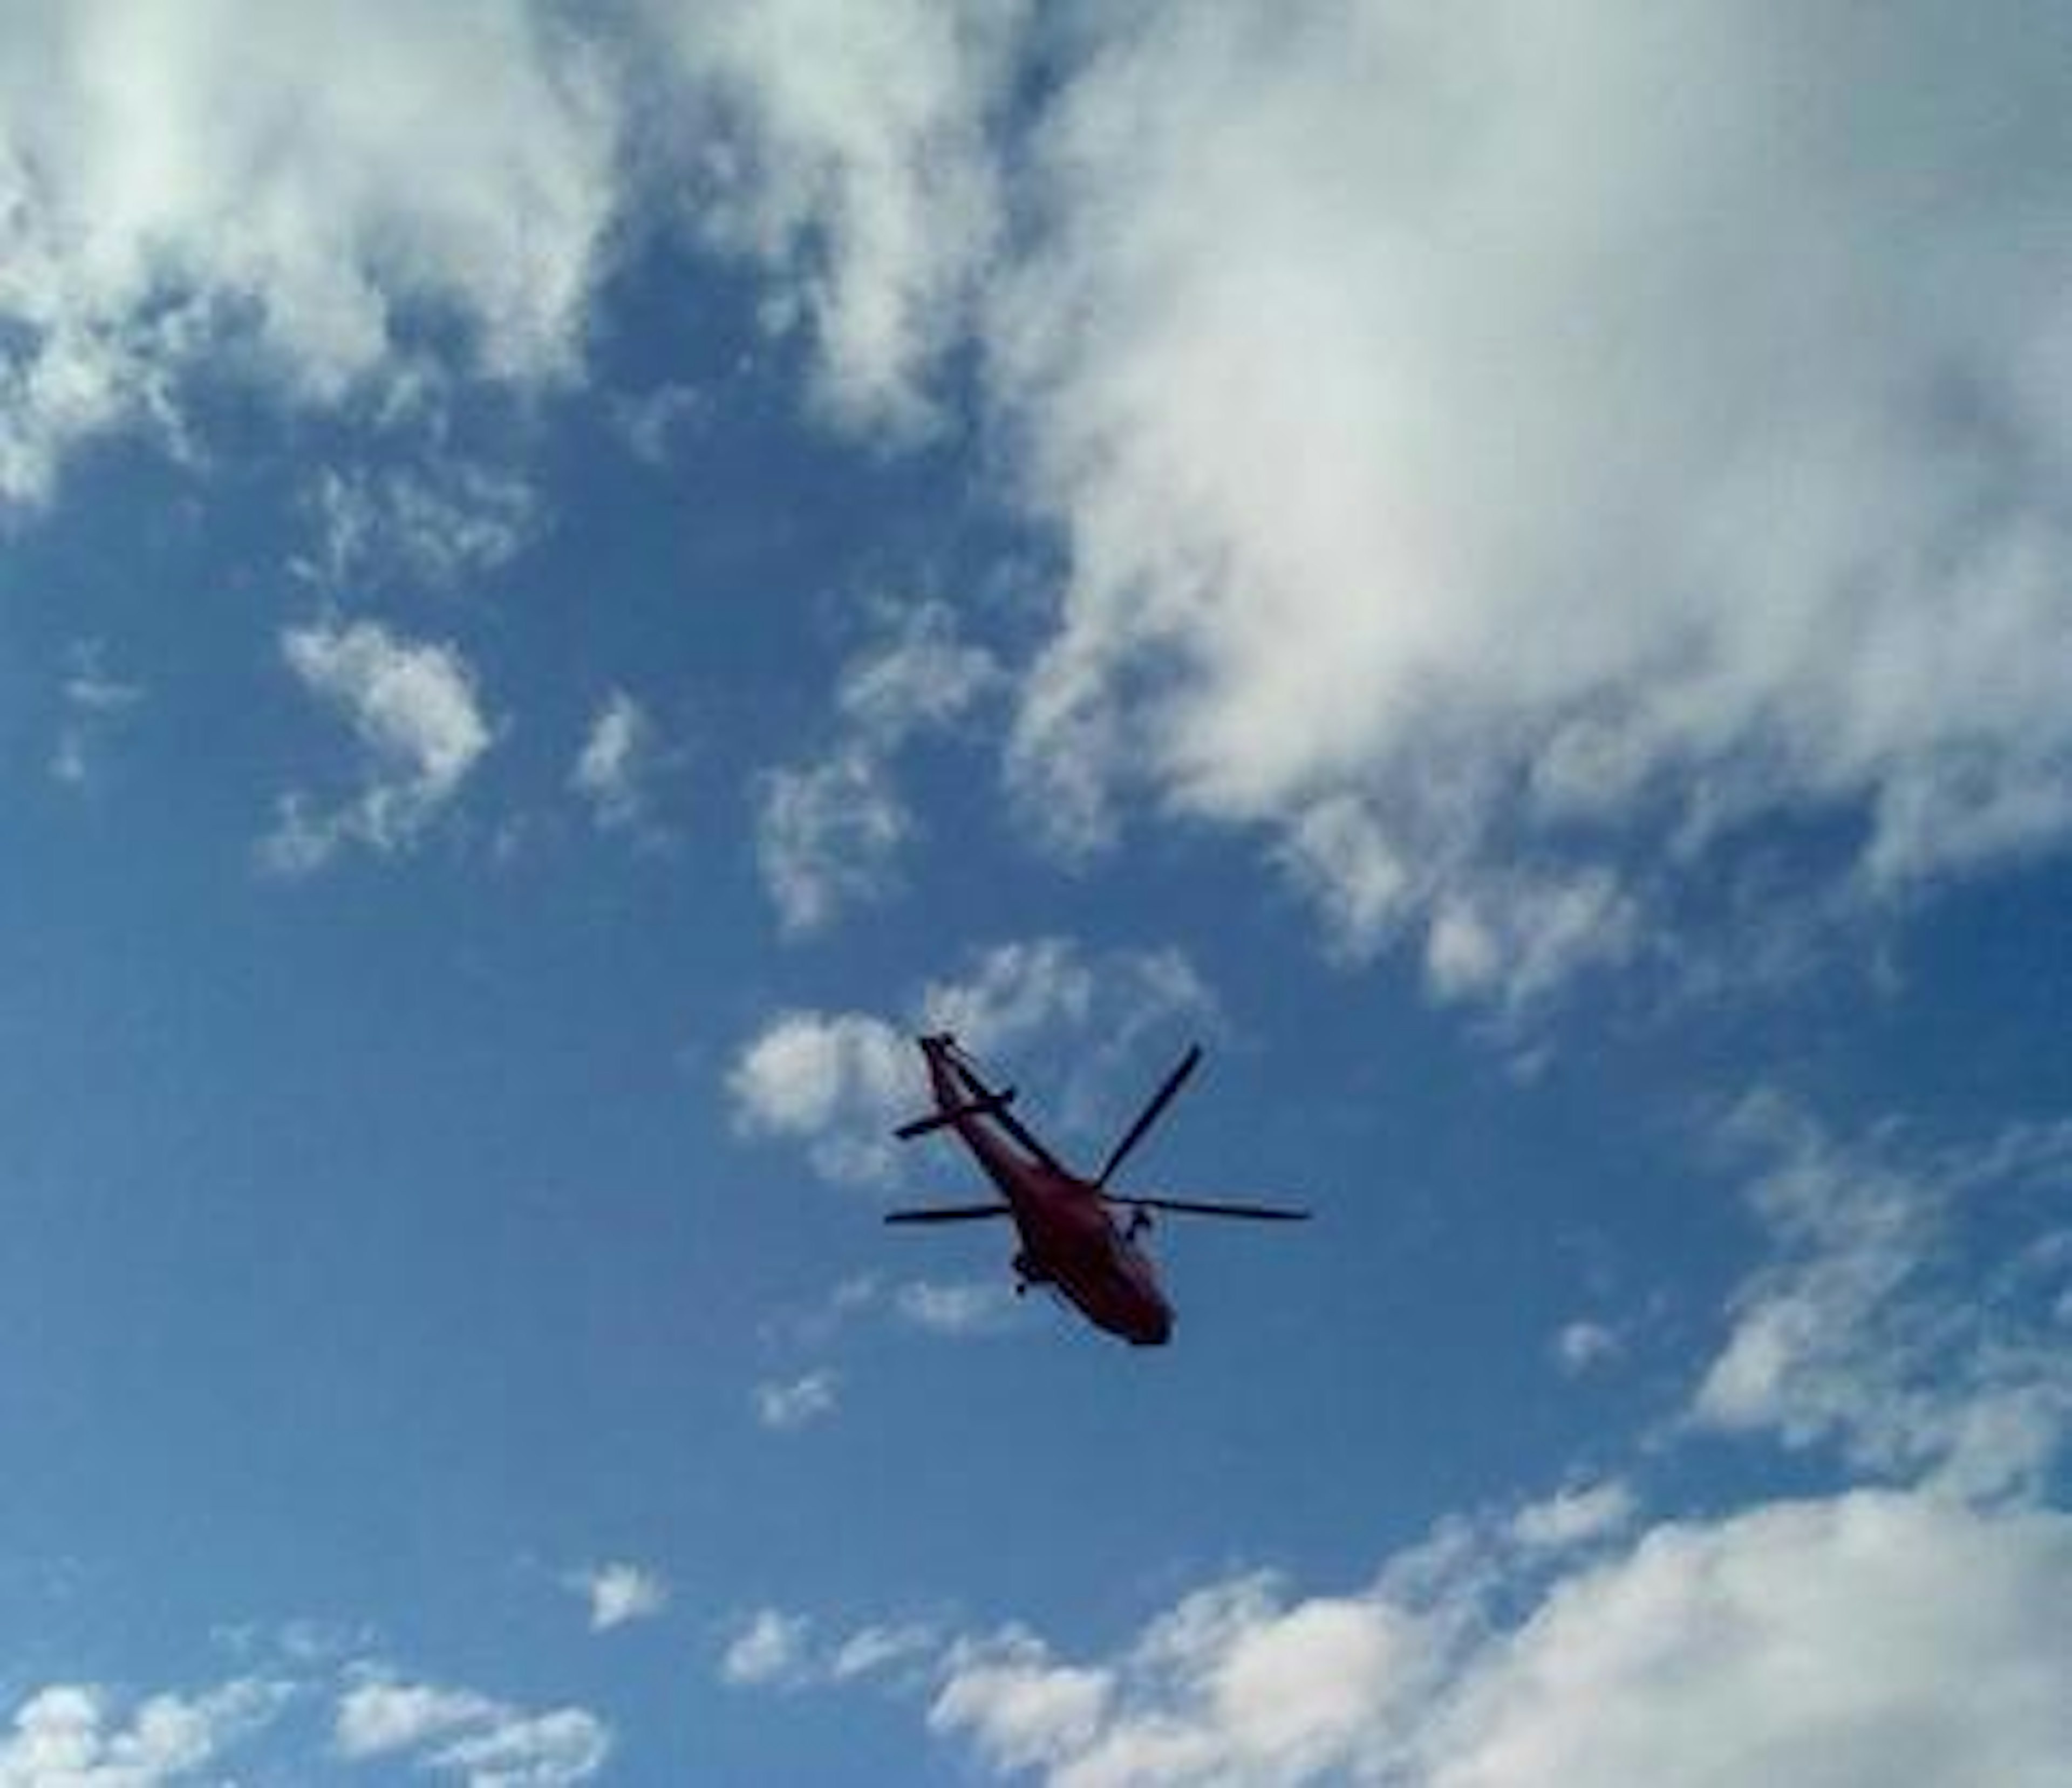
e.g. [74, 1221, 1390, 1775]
[884, 1033, 1309, 1346]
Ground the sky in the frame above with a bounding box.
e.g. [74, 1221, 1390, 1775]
[2, 2, 2070, 1783]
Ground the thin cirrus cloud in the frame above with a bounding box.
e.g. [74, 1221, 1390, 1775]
[262, 616, 496, 875]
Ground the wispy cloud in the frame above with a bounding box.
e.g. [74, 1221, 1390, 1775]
[294, 462, 541, 594]
[719, 1610, 816, 1690]
[1692, 1095, 2072, 1499]
[48, 638, 144, 789]
[1551, 1319, 1623, 1378]
[719, 1608, 940, 1695]
[335, 1669, 609, 1785]
[262, 617, 495, 874]
[753, 1369, 841, 1431]
[893, 1278, 1019, 1337]
[752, 599, 1001, 935]
[565, 1561, 670, 1634]
[569, 690, 676, 842]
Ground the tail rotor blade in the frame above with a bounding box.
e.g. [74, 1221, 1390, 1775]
[1094, 1044, 1203, 1188]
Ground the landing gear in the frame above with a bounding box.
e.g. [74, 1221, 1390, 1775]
[1012, 1250, 1048, 1296]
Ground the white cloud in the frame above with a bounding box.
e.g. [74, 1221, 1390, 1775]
[835, 599, 1003, 746]
[919, 1491, 2072, 1788]
[1423, 1494, 2072, 1788]
[721, 1609, 941, 1696]
[570, 690, 673, 840]
[728, 1011, 913, 1184]
[971, 1, 2072, 1000]
[609, 380, 704, 466]
[0, 0, 619, 508]
[752, 599, 1000, 934]
[336, 1679, 499, 1759]
[753, 1369, 840, 1431]
[643, 0, 1030, 437]
[754, 748, 913, 934]
[295, 461, 541, 593]
[720, 1610, 815, 1689]
[740, 1091, 2072, 1786]
[567, 1562, 670, 1634]
[1505, 1479, 1637, 1554]
[0, 1678, 285, 1787]
[49, 638, 143, 788]
[894, 1277, 1019, 1337]
[1552, 1319, 1623, 1377]
[263, 616, 495, 873]
[829, 1622, 941, 1684]
[335, 1671, 609, 1786]
[929, 1631, 1114, 1777]
[1692, 1096, 2072, 1499]
[726, 937, 1217, 1186]
[422, 1710, 610, 1788]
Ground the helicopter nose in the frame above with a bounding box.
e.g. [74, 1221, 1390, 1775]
[1132, 1300, 1173, 1347]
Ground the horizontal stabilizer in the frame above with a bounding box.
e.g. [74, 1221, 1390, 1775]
[883, 1203, 1014, 1225]
[1103, 1195, 1311, 1222]
[893, 1088, 1016, 1141]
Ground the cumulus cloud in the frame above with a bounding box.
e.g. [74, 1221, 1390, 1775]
[966, 1, 2072, 1002]
[727, 936, 1217, 1185]
[0, 1678, 285, 1786]
[729, 1011, 914, 1184]
[263, 616, 495, 873]
[734, 1093, 2072, 1786]
[0, 0, 619, 509]
[912, 1487, 2072, 1788]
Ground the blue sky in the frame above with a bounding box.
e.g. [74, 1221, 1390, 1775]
[3, 4, 2071, 1784]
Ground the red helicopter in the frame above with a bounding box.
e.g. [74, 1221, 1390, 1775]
[885, 1033, 1309, 1346]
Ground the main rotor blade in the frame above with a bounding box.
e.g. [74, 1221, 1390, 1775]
[1094, 1044, 1203, 1188]
[883, 1203, 1014, 1224]
[1103, 1195, 1311, 1221]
